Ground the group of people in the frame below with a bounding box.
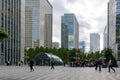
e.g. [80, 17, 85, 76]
[6, 58, 115, 72]
[28, 59, 55, 72]
[95, 59, 116, 72]
[29, 58, 116, 72]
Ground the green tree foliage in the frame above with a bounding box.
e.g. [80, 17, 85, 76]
[27, 48, 34, 60]
[34, 47, 40, 56]
[101, 48, 116, 62]
[51, 47, 57, 55]
[39, 46, 45, 52]
[61, 48, 69, 62]
[34, 47, 40, 53]
[26, 46, 113, 63]
[0, 29, 8, 40]
[69, 48, 77, 61]
[85, 51, 103, 61]
[56, 48, 66, 61]
[79, 53, 86, 60]
[44, 47, 49, 53]
[93, 51, 102, 60]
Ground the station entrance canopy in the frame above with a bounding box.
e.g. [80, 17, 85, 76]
[34, 53, 63, 65]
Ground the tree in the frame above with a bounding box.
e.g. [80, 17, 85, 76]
[27, 48, 35, 60]
[0, 29, 8, 64]
[39, 46, 45, 52]
[101, 48, 116, 62]
[51, 47, 57, 55]
[44, 47, 49, 53]
[34, 47, 40, 56]
[0, 29, 8, 41]
[94, 51, 102, 60]
[69, 48, 77, 61]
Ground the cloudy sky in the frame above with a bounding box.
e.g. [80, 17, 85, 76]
[49, 0, 109, 51]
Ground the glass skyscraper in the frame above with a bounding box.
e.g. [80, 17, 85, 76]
[79, 41, 85, 52]
[90, 33, 100, 53]
[61, 14, 79, 49]
[25, 0, 53, 48]
[108, 0, 120, 60]
[61, 23, 68, 48]
[103, 26, 108, 49]
[25, 0, 40, 48]
[0, 0, 25, 64]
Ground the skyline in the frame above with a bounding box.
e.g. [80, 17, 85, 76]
[49, 0, 109, 51]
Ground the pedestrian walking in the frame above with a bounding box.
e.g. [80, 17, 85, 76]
[95, 59, 98, 70]
[108, 59, 115, 72]
[51, 59, 54, 69]
[95, 59, 102, 71]
[98, 59, 102, 71]
[6, 61, 10, 66]
[29, 59, 34, 72]
[63, 62, 66, 67]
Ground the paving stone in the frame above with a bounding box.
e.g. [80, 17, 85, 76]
[0, 66, 119, 80]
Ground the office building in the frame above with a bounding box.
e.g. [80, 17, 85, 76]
[61, 24, 68, 48]
[108, 0, 120, 60]
[103, 26, 108, 49]
[61, 14, 79, 49]
[52, 42, 59, 49]
[79, 41, 85, 52]
[0, 0, 25, 64]
[25, 0, 53, 48]
[90, 33, 100, 53]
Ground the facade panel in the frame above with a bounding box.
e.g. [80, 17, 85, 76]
[0, 0, 25, 64]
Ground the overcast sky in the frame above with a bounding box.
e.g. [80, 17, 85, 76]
[49, 0, 109, 51]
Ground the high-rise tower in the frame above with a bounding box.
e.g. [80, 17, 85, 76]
[90, 33, 100, 53]
[61, 14, 79, 49]
[25, 0, 53, 48]
[108, 0, 120, 60]
[0, 0, 25, 64]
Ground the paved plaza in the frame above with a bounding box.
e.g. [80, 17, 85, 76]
[0, 66, 120, 80]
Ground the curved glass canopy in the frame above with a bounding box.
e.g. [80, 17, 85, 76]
[34, 53, 63, 65]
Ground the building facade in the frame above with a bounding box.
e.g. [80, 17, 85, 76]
[108, 0, 120, 60]
[79, 41, 85, 53]
[61, 23, 68, 48]
[25, 0, 53, 49]
[61, 14, 79, 49]
[90, 33, 100, 53]
[52, 42, 59, 49]
[103, 26, 108, 49]
[40, 0, 53, 48]
[0, 0, 25, 64]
